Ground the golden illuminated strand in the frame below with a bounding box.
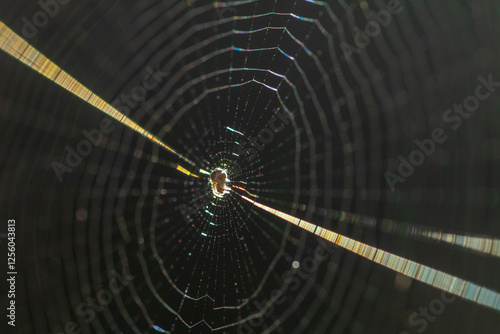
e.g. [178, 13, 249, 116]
[0, 21, 205, 176]
[239, 195, 500, 312]
[307, 209, 500, 258]
[410, 228, 500, 258]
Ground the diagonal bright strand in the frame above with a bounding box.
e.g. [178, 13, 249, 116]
[0, 21, 205, 176]
[383, 220, 500, 258]
[238, 194, 500, 312]
[297, 207, 500, 258]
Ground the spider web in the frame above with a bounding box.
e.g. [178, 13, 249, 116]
[2, 0, 500, 333]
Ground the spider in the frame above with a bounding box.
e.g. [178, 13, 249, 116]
[210, 168, 229, 197]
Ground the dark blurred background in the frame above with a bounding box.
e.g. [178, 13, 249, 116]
[1, 0, 500, 333]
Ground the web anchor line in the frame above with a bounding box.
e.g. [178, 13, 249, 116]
[0, 21, 207, 177]
[237, 194, 500, 312]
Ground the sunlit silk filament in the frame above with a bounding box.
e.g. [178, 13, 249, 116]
[380, 219, 500, 258]
[0, 21, 206, 177]
[239, 195, 500, 312]
[232, 185, 259, 198]
[304, 208, 500, 258]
